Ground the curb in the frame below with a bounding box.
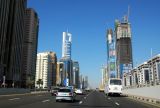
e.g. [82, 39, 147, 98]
[123, 94, 160, 107]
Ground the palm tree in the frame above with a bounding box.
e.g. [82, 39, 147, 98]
[36, 79, 43, 89]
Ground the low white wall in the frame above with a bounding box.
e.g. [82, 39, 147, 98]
[122, 85, 160, 99]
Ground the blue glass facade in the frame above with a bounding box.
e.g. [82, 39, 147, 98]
[60, 58, 73, 86]
[107, 29, 117, 78]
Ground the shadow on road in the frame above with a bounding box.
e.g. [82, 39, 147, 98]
[104, 93, 128, 97]
[56, 99, 81, 103]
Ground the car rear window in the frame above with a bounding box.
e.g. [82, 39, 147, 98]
[59, 89, 71, 92]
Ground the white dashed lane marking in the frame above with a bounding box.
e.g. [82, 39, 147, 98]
[79, 101, 83, 104]
[115, 102, 120, 106]
[9, 98, 20, 101]
[42, 99, 50, 103]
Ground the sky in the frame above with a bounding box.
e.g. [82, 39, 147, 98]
[28, 0, 160, 88]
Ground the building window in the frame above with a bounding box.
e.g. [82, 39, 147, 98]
[158, 63, 160, 80]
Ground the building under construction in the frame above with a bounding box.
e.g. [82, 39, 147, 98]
[115, 18, 133, 79]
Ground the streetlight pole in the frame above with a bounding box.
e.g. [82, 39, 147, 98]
[2, 75, 5, 88]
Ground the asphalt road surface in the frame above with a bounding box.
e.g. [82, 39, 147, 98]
[0, 91, 158, 108]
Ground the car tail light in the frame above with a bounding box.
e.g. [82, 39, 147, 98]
[56, 92, 58, 96]
[69, 93, 72, 96]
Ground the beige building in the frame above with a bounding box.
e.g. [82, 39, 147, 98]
[56, 62, 64, 86]
[35, 52, 57, 89]
[123, 54, 160, 88]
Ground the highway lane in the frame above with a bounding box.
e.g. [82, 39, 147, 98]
[0, 91, 159, 108]
[0, 92, 86, 108]
[76, 91, 159, 108]
[0, 93, 53, 108]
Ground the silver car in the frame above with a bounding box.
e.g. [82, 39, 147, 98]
[55, 87, 76, 102]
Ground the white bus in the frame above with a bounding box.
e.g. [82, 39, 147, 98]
[104, 78, 122, 96]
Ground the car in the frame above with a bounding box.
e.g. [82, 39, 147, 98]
[51, 87, 59, 96]
[85, 87, 90, 92]
[55, 87, 76, 102]
[75, 89, 83, 95]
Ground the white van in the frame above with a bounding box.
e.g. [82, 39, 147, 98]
[104, 78, 122, 96]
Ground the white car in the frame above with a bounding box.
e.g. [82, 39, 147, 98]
[75, 89, 83, 95]
[56, 87, 76, 102]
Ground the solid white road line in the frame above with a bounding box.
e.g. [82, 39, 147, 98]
[79, 101, 83, 104]
[115, 102, 120, 106]
[42, 99, 50, 103]
[9, 98, 20, 101]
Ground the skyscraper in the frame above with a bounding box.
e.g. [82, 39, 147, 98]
[35, 52, 57, 89]
[101, 65, 108, 87]
[73, 61, 80, 88]
[60, 31, 73, 86]
[84, 76, 88, 89]
[106, 29, 117, 78]
[59, 58, 73, 86]
[79, 74, 83, 89]
[0, 0, 27, 87]
[62, 32, 72, 59]
[22, 8, 39, 88]
[115, 17, 133, 79]
[56, 62, 64, 86]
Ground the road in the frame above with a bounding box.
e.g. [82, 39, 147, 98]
[0, 91, 158, 108]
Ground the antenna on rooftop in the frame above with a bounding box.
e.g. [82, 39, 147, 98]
[127, 5, 130, 22]
[67, 28, 69, 33]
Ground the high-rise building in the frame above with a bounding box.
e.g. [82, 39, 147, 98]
[35, 52, 57, 89]
[79, 74, 83, 89]
[59, 58, 73, 86]
[62, 32, 72, 59]
[84, 76, 88, 89]
[56, 62, 64, 86]
[22, 8, 39, 88]
[73, 61, 80, 88]
[60, 31, 73, 86]
[101, 65, 108, 87]
[115, 18, 133, 79]
[0, 0, 27, 87]
[106, 29, 117, 78]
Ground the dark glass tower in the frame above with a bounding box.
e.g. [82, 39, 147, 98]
[0, 0, 27, 87]
[22, 8, 39, 88]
